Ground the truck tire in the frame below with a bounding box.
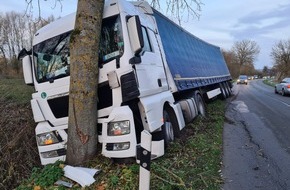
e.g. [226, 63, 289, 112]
[219, 83, 227, 99]
[224, 82, 231, 97]
[222, 82, 229, 98]
[226, 82, 232, 96]
[194, 92, 206, 117]
[162, 105, 180, 147]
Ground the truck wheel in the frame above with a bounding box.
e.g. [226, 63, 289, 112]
[224, 82, 231, 97]
[219, 83, 227, 99]
[195, 92, 206, 117]
[162, 106, 180, 147]
[162, 109, 174, 147]
[223, 82, 229, 98]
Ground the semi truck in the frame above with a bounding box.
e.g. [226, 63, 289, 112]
[19, 0, 232, 165]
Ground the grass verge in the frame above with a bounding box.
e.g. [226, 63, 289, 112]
[150, 100, 224, 189]
[17, 98, 225, 190]
[0, 78, 34, 104]
[0, 78, 39, 190]
[263, 79, 276, 87]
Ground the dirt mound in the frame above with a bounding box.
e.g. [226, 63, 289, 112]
[0, 101, 40, 189]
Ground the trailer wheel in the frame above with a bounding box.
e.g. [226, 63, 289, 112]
[224, 82, 232, 97]
[162, 106, 180, 147]
[219, 83, 227, 99]
[195, 92, 206, 117]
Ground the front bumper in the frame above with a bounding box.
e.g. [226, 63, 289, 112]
[35, 106, 137, 165]
[35, 122, 67, 165]
[284, 88, 290, 94]
[237, 80, 247, 84]
[98, 106, 137, 158]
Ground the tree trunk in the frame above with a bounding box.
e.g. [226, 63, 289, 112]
[66, 0, 104, 166]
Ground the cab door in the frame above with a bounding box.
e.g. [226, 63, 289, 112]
[134, 26, 168, 97]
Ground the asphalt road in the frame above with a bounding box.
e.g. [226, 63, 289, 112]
[222, 79, 290, 190]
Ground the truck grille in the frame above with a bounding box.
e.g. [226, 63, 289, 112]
[48, 82, 112, 118]
[47, 96, 69, 118]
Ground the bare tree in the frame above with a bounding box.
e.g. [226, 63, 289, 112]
[222, 49, 239, 78]
[24, 0, 63, 20]
[0, 10, 54, 76]
[0, 12, 30, 75]
[0, 14, 8, 73]
[231, 40, 260, 75]
[150, 0, 203, 25]
[271, 39, 290, 81]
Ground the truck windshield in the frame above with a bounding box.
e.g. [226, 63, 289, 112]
[33, 31, 71, 83]
[33, 15, 124, 83]
[99, 15, 124, 63]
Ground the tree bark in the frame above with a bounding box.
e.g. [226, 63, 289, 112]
[66, 0, 104, 166]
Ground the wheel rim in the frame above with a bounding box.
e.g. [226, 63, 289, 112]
[163, 111, 174, 143]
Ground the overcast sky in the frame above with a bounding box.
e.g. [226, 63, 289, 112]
[1, 0, 289, 69]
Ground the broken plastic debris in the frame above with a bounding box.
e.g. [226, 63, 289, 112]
[55, 180, 73, 188]
[75, 166, 101, 176]
[63, 165, 100, 187]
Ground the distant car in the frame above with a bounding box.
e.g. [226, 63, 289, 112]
[275, 78, 290, 96]
[237, 75, 248, 85]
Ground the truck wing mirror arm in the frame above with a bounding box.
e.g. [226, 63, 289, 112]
[18, 48, 32, 60]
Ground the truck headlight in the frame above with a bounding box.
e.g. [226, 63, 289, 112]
[108, 120, 130, 136]
[37, 132, 59, 146]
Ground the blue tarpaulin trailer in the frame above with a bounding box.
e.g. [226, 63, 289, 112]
[153, 9, 231, 92]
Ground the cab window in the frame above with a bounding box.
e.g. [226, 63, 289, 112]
[141, 27, 152, 53]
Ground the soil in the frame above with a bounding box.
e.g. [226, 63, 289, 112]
[0, 100, 40, 190]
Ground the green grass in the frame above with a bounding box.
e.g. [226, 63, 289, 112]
[17, 99, 225, 190]
[263, 79, 276, 87]
[0, 78, 39, 190]
[150, 100, 224, 189]
[17, 161, 64, 190]
[0, 78, 34, 104]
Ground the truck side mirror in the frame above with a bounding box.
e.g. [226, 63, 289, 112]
[18, 48, 34, 85]
[22, 55, 34, 85]
[127, 15, 144, 56]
